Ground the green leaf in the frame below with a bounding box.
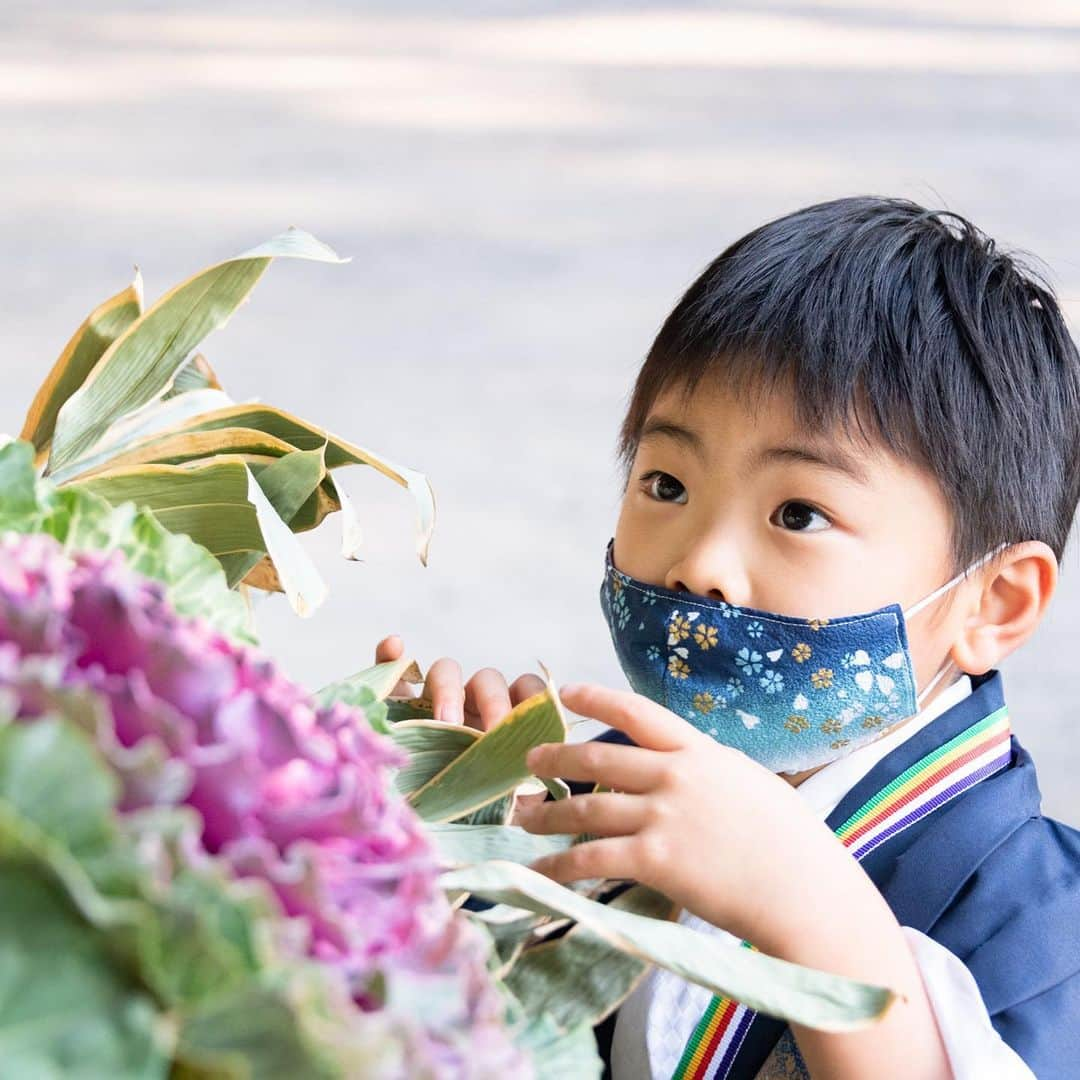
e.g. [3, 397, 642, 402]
[165, 353, 222, 398]
[251, 444, 328, 524]
[0, 439, 38, 516]
[426, 823, 574, 868]
[542, 777, 571, 802]
[0, 441, 253, 643]
[515, 1013, 603, 1080]
[48, 388, 236, 485]
[452, 792, 514, 826]
[385, 722, 479, 756]
[328, 657, 425, 704]
[218, 446, 329, 594]
[69, 455, 327, 615]
[0, 715, 155, 936]
[53, 402, 429, 572]
[473, 906, 544, 974]
[385, 716, 521, 821]
[0, 710, 395, 1079]
[408, 672, 567, 824]
[441, 861, 897, 1034]
[0, 719, 116, 858]
[504, 885, 674, 1031]
[242, 463, 327, 615]
[385, 720, 480, 796]
[76, 425, 297, 475]
[132, 885, 256, 1009]
[55, 399, 433, 572]
[49, 228, 347, 471]
[328, 470, 364, 559]
[384, 697, 436, 723]
[0, 866, 168, 1079]
[20, 275, 143, 460]
[176, 983, 393, 1080]
[96, 493, 253, 642]
[286, 475, 342, 535]
[313, 681, 390, 735]
[163, 403, 436, 566]
[67, 459, 262, 557]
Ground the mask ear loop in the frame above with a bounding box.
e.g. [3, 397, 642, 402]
[902, 542, 1010, 621]
[915, 655, 957, 707]
[904, 542, 1009, 705]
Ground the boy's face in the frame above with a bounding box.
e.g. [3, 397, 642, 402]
[614, 375, 967, 711]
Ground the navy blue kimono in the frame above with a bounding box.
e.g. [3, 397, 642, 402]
[584, 669, 1080, 1078]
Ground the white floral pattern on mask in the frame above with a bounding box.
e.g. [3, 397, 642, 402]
[599, 538, 920, 773]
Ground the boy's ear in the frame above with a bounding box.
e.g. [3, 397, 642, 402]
[951, 540, 1058, 675]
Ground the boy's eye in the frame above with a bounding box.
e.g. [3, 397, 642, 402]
[773, 500, 831, 533]
[640, 470, 687, 505]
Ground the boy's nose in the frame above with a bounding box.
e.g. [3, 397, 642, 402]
[665, 559, 744, 604]
[671, 578, 727, 602]
[665, 574, 725, 600]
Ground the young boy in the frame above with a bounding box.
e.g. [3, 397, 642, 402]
[376, 196, 1080, 1078]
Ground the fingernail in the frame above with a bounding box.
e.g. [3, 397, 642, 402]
[525, 747, 540, 768]
[560, 683, 582, 697]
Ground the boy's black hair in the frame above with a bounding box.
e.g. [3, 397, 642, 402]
[617, 195, 1080, 571]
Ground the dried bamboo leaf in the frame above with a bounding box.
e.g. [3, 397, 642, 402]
[165, 352, 222, 397]
[425, 823, 575, 868]
[21, 274, 143, 461]
[442, 861, 897, 1034]
[504, 885, 675, 1030]
[49, 228, 346, 471]
[408, 664, 567, 824]
[162, 404, 435, 566]
[330, 659, 425, 704]
[240, 556, 282, 594]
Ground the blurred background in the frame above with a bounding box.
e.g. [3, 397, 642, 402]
[2, 1, 1077, 819]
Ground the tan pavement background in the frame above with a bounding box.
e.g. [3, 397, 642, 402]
[2, 1, 1078, 819]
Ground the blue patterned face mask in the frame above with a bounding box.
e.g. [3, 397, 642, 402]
[599, 538, 1002, 774]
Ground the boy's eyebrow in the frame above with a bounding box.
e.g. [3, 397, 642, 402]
[753, 443, 870, 484]
[640, 416, 869, 483]
[639, 417, 708, 462]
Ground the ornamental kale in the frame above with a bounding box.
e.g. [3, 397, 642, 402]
[0, 530, 528, 1078]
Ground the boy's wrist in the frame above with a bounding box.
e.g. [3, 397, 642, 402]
[740, 838, 952, 1079]
[715, 806, 854, 951]
[740, 829, 888, 961]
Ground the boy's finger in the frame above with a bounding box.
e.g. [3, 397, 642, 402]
[529, 835, 639, 885]
[508, 790, 548, 825]
[516, 791, 647, 837]
[508, 672, 547, 706]
[464, 668, 513, 732]
[424, 657, 466, 724]
[374, 635, 403, 664]
[558, 683, 690, 751]
[375, 636, 418, 699]
[524, 741, 665, 792]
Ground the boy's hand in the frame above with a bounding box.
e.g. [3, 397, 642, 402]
[518, 683, 954, 1080]
[517, 682, 850, 945]
[374, 635, 546, 733]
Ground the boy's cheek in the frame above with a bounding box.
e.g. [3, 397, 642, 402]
[903, 617, 965, 697]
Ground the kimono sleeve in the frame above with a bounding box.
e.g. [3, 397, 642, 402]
[990, 970, 1080, 1078]
[929, 815, 1080, 1078]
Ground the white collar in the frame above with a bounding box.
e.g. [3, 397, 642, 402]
[795, 673, 974, 821]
